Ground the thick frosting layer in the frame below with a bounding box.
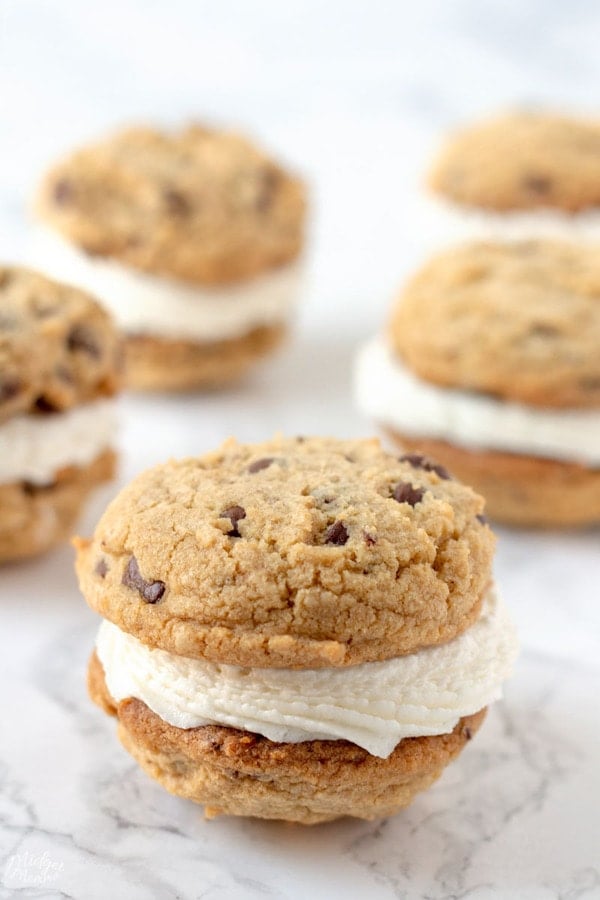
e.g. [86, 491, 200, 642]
[32, 228, 302, 341]
[420, 194, 600, 245]
[0, 400, 117, 485]
[355, 338, 600, 465]
[96, 585, 517, 759]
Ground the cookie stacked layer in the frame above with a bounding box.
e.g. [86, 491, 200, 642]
[36, 124, 307, 390]
[0, 267, 121, 562]
[423, 112, 600, 245]
[355, 241, 600, 527]
[76, 437, 516, 824]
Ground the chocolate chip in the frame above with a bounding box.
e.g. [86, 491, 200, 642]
[463, 726, 473, 741]
[393, 482, 425, 507]
[363, 532, 377, 546]
[67, 325, 101, 359]
[580, 376, 600, 391]
[34, 396, 59, 413]
[325, 521, 349, 545]
[55, 365, 74, 384]
[476, 514, 489, 526]
[523, 174, 551, 195]
[95, 558, 108, 578]
[220, 505, 246, 537]
[0, 377, 21, 404]
[122, 555, 165, 603]
[53, 179, 73, 205]
[163, 188, 191, 216]
[529, 323, 559, 338]
[247, 457, 274, 474]
[255, 169, 280, 213]
[400, 453, 451, 480]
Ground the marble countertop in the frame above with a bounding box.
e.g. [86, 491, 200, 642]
[1, 2, 600, 898]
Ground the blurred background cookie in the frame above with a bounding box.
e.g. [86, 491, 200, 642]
[76, 435, 516, 824]
[355, 241, 600, 528]
[0, 266, 121, 562]
[35, 124, 307, 391]
[421, 112, 600, 246]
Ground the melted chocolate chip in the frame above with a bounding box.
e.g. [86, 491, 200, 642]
[476, 514, 489, 526]
[122, 555, 165, 603]
[393, 482, 425, 507]
[55, 365, 74, 384]
[220, 505, 247, 537]
[95, 558, 108, 578]
[463, 726, 473, 741]
[0, 377, 21, 404]
[34, 396, 59, 413]
[255, 169, 280, 213]
[163, 188, 191, 216]
[523, 174, 552, 195]
[400, 453, 451, 480]
[529, 323, 559, 338]
[67, 325, 101, 359]
[325, 521, 349, 546]
[247, 457, 274, 474]
[53, 179, 73, 206]
[580, 376, 600, 391]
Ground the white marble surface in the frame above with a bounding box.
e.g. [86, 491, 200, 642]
[1, 2, 600, 898]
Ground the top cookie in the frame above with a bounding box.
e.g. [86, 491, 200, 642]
[428, 112, 600, 212]
[0, 266, 121, 424]
[37, 124, 306, 285]
[388, 241, 600, 410]
[75, 436, 493, 669]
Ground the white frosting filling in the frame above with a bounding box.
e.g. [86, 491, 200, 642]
[0, 400, 117, 485]
[419, 194, 600, 246]
[95, 585, 517, 759]
[32, 228, 302, 341]
[355, 338, 600, 466]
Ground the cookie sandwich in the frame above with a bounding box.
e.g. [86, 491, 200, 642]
[355, 241, 600, 527]
[423, 111, 600, 245]
[35, 123, 306, 390]
[76, 436, 517, 824]
[0, 267, 121, 563]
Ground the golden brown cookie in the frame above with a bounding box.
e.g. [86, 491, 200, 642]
[0, 450, 116, 563]
[389, 241, 600, 409]
[88, 649, 486, 825]
[0, 266, 121, 423]
[75, 436, 493, 669]
[37, 124, 306, 285]
[0, 266, 121, 562]
[428, 112, 600, 212]
[124, 323, 286, 391]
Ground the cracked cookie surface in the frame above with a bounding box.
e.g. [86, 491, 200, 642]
[76, 436, 493, 668]
[37, 124, 306, 284]
[0, 266, 122, 423]
[389, 241, 600, 409]
[428, 112, 600, 212]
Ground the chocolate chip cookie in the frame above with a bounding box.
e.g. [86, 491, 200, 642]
[0, 266, 121, 562]
[76, 436, 518, 823]
[35, 124, 307, 391]
[355, 241, 600, 527]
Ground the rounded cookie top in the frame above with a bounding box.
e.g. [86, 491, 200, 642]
[0, 266, 121, 423]
[389, 241, 600, 409]
[75, 436, 493, 669]
[37, 124, 306, 285]
[428, 112, 600, 213]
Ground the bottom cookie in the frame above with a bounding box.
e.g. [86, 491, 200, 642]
[386, 429, 600, 528]
[0, 449, 116, 563]
[88, 651, 486, 825]
[124, 323, 287, 391]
